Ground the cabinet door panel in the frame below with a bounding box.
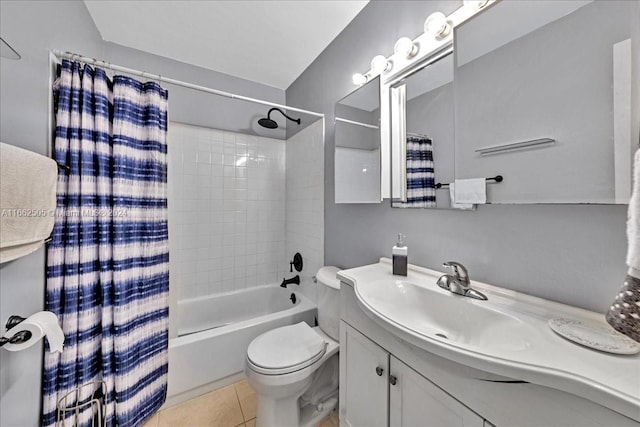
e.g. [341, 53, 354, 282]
[342, 322, 389, 427]
[390, 357, 484, 427]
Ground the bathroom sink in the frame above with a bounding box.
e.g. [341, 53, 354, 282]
[357, 279, 534, 352]
[339, 259, 640, 423]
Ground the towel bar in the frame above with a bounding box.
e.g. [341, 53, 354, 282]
[435, 175, 503, 189]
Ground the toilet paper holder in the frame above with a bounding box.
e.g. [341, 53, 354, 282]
[0, 315, 31, 347]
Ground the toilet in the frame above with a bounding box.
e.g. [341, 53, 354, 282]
[245, 266, 341, 427]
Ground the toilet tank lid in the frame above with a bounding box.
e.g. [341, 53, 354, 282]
[317, 266, 341, 290]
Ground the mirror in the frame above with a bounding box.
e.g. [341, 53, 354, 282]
[389, 50, 456, 208]
[454, 0, 639, 204]
[335, 75, 381, 203]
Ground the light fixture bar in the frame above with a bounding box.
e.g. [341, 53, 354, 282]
[351, 0, 495, 85]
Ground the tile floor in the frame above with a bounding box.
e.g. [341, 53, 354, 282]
[142, 379, 338, 427]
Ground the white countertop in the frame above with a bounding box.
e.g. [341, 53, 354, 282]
[337, 258, 640, 422]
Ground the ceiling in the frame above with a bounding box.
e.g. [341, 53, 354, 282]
[84, 1, 368, 90]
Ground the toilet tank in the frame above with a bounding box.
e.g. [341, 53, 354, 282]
[316, 266, 341, 341]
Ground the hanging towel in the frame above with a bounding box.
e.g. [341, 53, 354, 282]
[454, 178, 487, 204]
[626, 148, 640, 275]
[393, 133, 436, 208]
[607, 148, 640, 342]
[449, 183, 474, 210]
[0, 142, 57, 263]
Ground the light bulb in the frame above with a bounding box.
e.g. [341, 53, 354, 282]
[463, 0, 489, 10]
[394, 37, 418, 58]
[370, 55, 391, 74]
[352, 73, 368, 85]
[424, 12, 451, 38]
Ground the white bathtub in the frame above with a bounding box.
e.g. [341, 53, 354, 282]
[165, 285, 316, 406]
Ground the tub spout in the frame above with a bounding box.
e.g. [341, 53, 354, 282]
[280, 275, 300, 288]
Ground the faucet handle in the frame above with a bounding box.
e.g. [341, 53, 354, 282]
[442, 261, 470, 284]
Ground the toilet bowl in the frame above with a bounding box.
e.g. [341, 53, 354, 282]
[245, 267, 341, 427]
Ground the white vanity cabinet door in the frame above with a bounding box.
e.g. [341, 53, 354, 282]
[389, 356, 484, 427]
[341, 322, 390, 427]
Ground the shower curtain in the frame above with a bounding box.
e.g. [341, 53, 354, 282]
[44, 59, 169, 427]
[394, 133, 436, 208]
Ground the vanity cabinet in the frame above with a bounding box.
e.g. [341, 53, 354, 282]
[341, 321, 388, 427]
[341, 322, 484, 427]
[389, 356, 483, 427]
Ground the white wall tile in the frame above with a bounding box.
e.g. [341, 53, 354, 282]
[168, 122, 286, 301]
[285, 120, 325, 303]
[169, 120, 324, 312]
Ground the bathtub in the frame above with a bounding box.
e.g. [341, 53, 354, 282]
[165, 285, 316, 406]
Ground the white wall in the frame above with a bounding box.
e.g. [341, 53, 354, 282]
[168, 123, 287, 305]
[285, 119, 325, 302]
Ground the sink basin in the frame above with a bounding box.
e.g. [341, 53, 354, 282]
[339, 259, 640, 423]
[357, 279, 534, 352]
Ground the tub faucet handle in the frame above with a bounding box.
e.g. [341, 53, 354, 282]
[289, 253, 303, 273]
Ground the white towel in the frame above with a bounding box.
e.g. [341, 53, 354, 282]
[627, 148, 640, 278]
[454, 178, 487, 204]
[607, 148, 640, 342]
[449, 183, 474, 210]
[0, 143, 57, 263]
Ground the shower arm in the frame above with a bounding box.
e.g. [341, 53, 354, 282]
[268, 108, 301, 124]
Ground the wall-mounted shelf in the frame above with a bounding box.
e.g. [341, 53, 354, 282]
[475, 138, 555, 156]
[335, 117, 379, 130]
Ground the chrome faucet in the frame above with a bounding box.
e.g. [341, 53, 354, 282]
[436, 261, 487, 301]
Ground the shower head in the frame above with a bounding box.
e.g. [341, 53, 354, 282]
[258, 117, 278, 129]
[258, 108, 301, 129]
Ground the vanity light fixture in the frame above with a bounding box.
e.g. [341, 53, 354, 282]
[350, 1, 492, 87]
[394, 37, 419, 59]
[463, 0, 489, 10]
[352, 72, 369, 86]
[424, 12, 451, 38]
[371, 55, 392, 75]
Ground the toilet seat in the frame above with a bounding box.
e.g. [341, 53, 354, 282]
[247, 322, 328, 375]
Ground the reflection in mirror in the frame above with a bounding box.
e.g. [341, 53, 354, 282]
[335, 76, 381, 203]
[455, 0, 639, 204]
[390, 52, 455, 208]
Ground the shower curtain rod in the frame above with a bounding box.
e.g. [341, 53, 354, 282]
[51, 49, 324, 118]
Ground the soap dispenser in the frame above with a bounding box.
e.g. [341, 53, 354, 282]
[392, 233, 408, 276]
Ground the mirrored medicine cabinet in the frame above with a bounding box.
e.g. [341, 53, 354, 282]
[453, 0, 639, 204]
[374, 0, 638, 207]
[334, 75, 382, 204]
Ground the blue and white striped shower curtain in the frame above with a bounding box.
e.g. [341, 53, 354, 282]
[394, 133, 436, 208]
[44, 59, 169, 427]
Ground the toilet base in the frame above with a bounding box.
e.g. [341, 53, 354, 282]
[299, 395, 338, 427]
[254, 394, 338, 427]
[255, 394, 300, 427]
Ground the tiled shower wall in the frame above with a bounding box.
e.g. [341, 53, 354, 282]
[168, 123, 287, 301]
[286, 120, 325, 303]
